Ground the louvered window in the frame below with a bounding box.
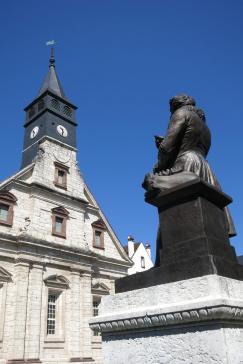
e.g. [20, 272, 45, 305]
[51, 98, 60, 111]
[63, 105, 72, 117]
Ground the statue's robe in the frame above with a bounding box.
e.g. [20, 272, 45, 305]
[151, 105, 236, 266]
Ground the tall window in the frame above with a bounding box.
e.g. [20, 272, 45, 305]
[92, 219, 106, 249]
[52, 207, 69, 238]
[47, 292, 58, 335]
[141, 256, 145, 269]
[93, 298, 101, 317]
[0, 191, 17, 227]
[55, 217, 63, 234]
[94, 230, 102, 246]
[44, 275, 69, 340]
[93, 297, 101, 336]
[0, 204, 9, 223]
[57, 170, 65, 185]
[54, 162, 69, 189]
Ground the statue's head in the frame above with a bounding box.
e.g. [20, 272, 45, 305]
[169, 94, 196, 113]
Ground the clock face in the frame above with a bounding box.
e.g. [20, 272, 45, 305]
[30, 126, 39, 139]
[57, 125, 68, 137]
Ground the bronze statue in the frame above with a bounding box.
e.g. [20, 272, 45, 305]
[143, 94, 236, 266]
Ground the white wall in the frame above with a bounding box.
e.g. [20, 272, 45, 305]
[128, 243, 153, 275]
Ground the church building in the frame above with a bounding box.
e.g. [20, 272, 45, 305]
[0, 51, 131, 364]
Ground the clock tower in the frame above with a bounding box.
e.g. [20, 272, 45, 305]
[21, 49, 77, 168]
[0, 49, 132, 364]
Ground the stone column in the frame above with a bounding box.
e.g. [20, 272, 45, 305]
[69, 269, 81, 362]
[9, 261, 30, 362]
[24, 263, 44, 362]
[80, 271, 93, 361]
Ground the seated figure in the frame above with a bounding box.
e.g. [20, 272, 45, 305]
[142, 94, 236, 265]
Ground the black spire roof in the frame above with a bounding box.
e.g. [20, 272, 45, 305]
[21, 48, 78, 168]
[38, 48, 65, 98]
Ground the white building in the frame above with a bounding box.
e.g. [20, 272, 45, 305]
[124, 236, 153, 275]
[0, 52, 131, 364]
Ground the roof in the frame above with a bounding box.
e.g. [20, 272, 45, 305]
[38, 55, 65, 98]
[124, 242, 140, 255]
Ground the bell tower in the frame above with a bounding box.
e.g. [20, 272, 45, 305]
[21, 48, 78, 168]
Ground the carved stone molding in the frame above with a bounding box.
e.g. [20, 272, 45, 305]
[44, 274, 70, 289]
[91, 282, 110, 295]
[0, 266, 12, 283]
[90, 304, 243, 334]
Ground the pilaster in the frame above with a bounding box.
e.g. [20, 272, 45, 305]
[69, 269, 81, 361]
[24, 263, 44, 362]
[9, 261, 30, 361]
[80, 272, 93, 362]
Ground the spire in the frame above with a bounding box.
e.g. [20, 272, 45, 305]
[38, 44, 66, 98]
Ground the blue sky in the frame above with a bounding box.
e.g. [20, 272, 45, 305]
[0, 0, 242, 261]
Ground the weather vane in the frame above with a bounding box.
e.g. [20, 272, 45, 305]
[46, 40, 55, 64]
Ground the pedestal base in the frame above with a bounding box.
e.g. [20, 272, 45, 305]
[90, 275, 243, 364]
[116, 180, 243, 293]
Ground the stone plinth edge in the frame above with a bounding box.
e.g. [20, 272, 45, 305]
[70, 358, 94, 363]
[145, 178, 232, 209]
[90, 299, 243, 334]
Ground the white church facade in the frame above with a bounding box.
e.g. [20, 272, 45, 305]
[0, 52, 131, 364]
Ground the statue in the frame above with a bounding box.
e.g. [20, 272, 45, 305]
[142, 94, 236, 266]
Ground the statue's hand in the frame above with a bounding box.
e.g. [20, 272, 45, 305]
[142, 173, 154, 191]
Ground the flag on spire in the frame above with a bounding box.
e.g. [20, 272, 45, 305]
[46, 40, 55, 46]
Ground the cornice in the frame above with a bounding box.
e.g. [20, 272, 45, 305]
[11, 180, 90, 210]
[24, 89, 77, 112]
[0, 231, 131, 269]
[89, 301, 243, 334]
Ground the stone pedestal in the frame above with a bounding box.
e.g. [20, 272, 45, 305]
[90, 275, 243, 364]
[90, 180, 243, 363]
[116, 180, 243, 293]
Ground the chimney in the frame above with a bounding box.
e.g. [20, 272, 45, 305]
[145, 243, 151, 258]
[127, 235, 135, 258]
